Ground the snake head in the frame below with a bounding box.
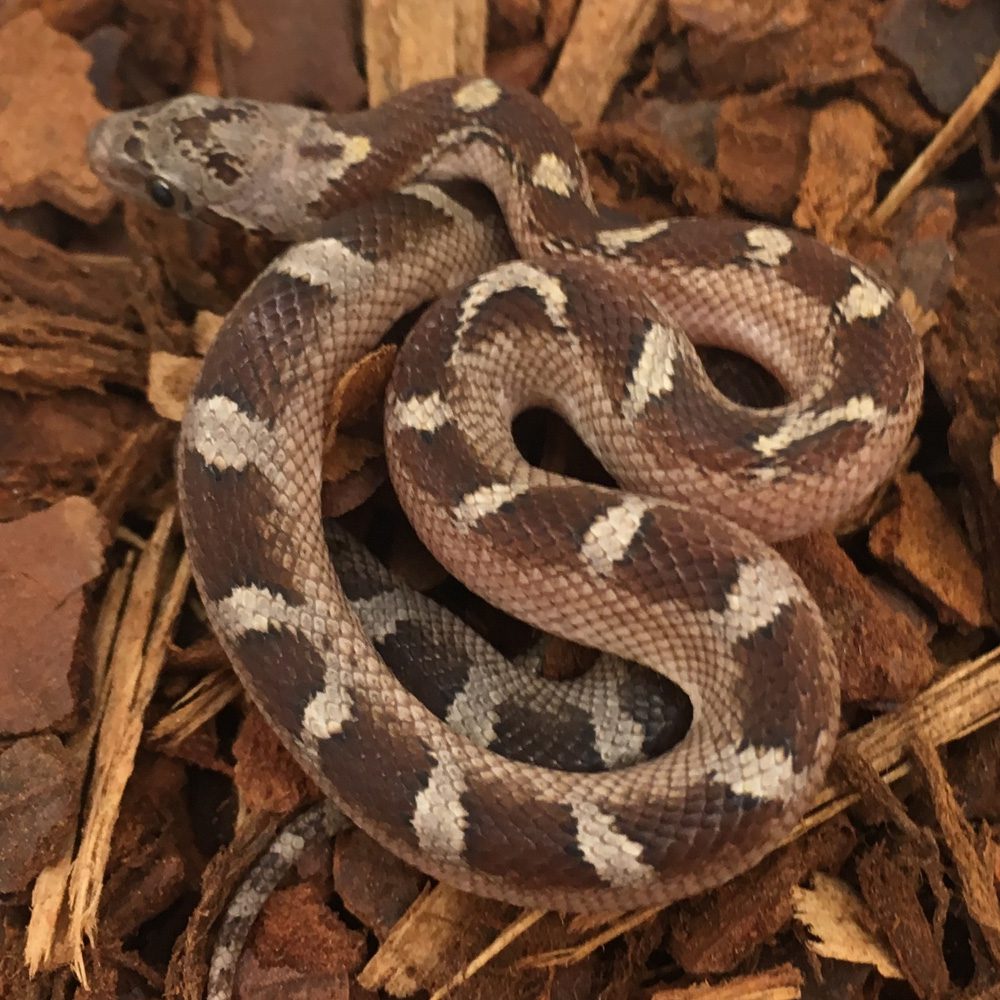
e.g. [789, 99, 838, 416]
[87, 95, 334, 238]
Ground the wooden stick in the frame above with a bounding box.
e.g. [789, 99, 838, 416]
[871, 47, 1000, 228]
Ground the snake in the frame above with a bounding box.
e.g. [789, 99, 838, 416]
[87, 76, 923, 914]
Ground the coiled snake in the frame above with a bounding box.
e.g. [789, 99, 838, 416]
[88, 77, 923, 913]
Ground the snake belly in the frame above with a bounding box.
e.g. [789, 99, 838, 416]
[87, 76, 923, 911]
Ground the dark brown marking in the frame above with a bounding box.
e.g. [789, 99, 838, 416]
[317, 698, 434, 854]
[232, 628, 332, 741]
[206, 150, 243, 185]
[730, 601, 835, 769]
[202, 103, 254, 123]
[459, 778, 603, 890]
[178, 455, 300, 604]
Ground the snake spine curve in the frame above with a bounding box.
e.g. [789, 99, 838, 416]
[88, 76, 923, 914]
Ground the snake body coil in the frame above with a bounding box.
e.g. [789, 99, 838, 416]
[89, 77, 923, 911]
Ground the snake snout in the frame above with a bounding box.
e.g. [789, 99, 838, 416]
[87, 118, 114, 176]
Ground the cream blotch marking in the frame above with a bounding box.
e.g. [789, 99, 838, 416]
[588, 679, 649, 768]
[453, 481, 531, 526]
[752, 395, 882, 459]
[187, 395, 272, 473]
[580, 497, 653, 574]
[209, 585, 355, 739]
[709, 555, 801, 644]
[596, 219, 672, 253]
[392, 390, 454, 434]
[743, 227, 794, 267]
[531, 152, 577, 197]
[456, 261, 569, 339]
[836, 265, 894, 323]
[452, 78, 503, 112]
[622, 321, 681, 419]
[348, 591, 413, 645]
[715, 742, 797, 802]
[275, 237, 377, 292]
[569, 799, 657, 887]
[412, 747, 470, 861]
[314, 126, 372, 182]
[400, 182, 478, 226]
[445, 671, 502, 748]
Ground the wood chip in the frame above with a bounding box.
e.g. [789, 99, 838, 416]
[870, 473, 993, 629]
[0, 735, 79, 894]
[544, 0, 660, 128]
[856, 839, 949, 996]
[0, 11, 114, 220]
[0, 497, 107, 734]
[357, 884, 517, 995]
[148, 351, 202, 422]
[779, 532, 937, 703]
[649, 963, 803, 999]
[793, 99, 888, 246]
[333, 829, 426, 941]
[667, 818, 855, 975]
[716, 94, 811, 219]
[364, 0, 486, 106]
[792, 873, 903, 978]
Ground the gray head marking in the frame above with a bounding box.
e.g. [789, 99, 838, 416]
[87, 95, 326, 236]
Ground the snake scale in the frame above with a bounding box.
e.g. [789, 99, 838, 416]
[88, 76, 923, 912]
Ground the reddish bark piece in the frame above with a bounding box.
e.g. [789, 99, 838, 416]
[629, 99, 719, 169]
[946, 724, 1000, 825]
[870, 473, 992, 630]
[715, 95, 810, 219]
[856, 840, 951, 997]
[0, 11, 114, 221]
[927, 223, 1000, 622]
[854, 69, 940, 140]
[247, 883, 366, 980]
[166, 634, 229, 672]
[669, 0, 809, 39]
[321, 457, 387, 518]
[777, 533, 936, 704]
[878, 186, 957, 316]
[217, 0, 365, 110]
[667, 816, 855, 974]
[236, 956, 349, 1000]
[333, 828, 426, 940]
[0, 221, 140, 324]
[876, 0, 1000, 114]
[233, 708, 319, 815]
[794, 99, 888, 246]
[0, 496, 107, 734]
[487, 40, 551, 92]
[912, 736, 1000, 964]
[0, 392, 157, 522]
[40, 0, 117, 37]
[579, 121, 722, 217]
[100, 756, 196, 941]
[492, 0, 542, 43]
[687, 0, 882, 95]
[0, 734, 77, 893]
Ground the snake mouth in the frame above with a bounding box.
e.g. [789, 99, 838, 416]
[86, 117, 116, 177]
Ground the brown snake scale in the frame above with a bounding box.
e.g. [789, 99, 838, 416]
[88, 77, 923, 914]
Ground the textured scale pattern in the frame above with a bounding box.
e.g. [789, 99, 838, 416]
[88, 76, 924, 914]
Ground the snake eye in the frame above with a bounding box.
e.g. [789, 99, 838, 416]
[147, 177, 175, 208]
